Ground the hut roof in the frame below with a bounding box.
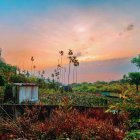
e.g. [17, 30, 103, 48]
[13, 83, 37, 86]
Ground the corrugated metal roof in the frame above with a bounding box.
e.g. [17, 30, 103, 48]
[13, 83, 37, 86]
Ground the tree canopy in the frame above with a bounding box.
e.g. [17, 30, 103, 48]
[131, 54, 140, 69]
[126, 72, 140, 92]
[0, 61, 17, 85]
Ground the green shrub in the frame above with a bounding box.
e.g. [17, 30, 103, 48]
[124, 130, 140, 140]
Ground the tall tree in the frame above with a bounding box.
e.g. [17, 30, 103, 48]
[68, 49, 73, 85]
[31, 56, 34, 75]
[33, 65, 36, 76]
[71, 56, 77, 83]
[74, 60, 79, 83]
[127, 72, 140, 92]
[59, 50, 64, 84]
[57, 64, 61, 83]
[131, 54, 140, 69]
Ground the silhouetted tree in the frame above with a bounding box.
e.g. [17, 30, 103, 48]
[71, 56, 77, 83]
[74, 60, 79, 83]
[59, 50, 64, 83]
[68, 49, 73, 85]
[31, 56, 34, 75]
[33, 65, 36, 75]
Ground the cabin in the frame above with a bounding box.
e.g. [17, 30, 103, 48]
[4, 83, 38, 104]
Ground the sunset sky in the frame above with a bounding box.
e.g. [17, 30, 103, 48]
[0, 0, 140, 83]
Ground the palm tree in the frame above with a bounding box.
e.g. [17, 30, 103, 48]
[68, 49, 73, 85]
[31, 56, 34, 75]
[59, 50, 64, 65]
[33, 65, 36, 76]
[71, 58, 80, 84]
[71, 56, 77, 83]
[59, 50, 64, 84]
[57, 64, 61, 83]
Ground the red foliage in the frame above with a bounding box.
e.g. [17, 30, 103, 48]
[86, 108, 128, 129]
[32, 108, 126, 139]
[0, 107, 126, 140]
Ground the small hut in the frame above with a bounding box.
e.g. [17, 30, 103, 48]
[4, 83, 39, 104]
[13, 83, 38, 103]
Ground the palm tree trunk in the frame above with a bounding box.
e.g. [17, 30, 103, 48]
[31, 61, 33, 76]
[73, 66, 75, 83]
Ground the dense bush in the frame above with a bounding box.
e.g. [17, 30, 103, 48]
[9, 74, 28, 83]
[0, 107, 126, 140]
[124, 130, 140, 140]
[72, 82, 126, 93]
[40, 92, 110, 107]
[0, 61, 16, 85]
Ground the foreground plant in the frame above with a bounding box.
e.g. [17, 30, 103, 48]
[0, 106, 126, 140]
